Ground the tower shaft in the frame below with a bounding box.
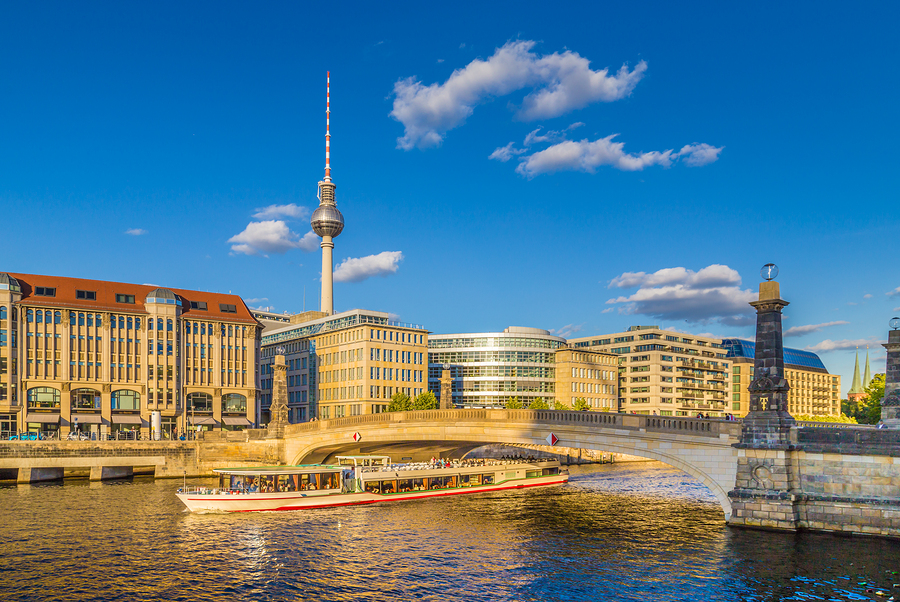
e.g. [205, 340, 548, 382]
[321, 236, 334, 315]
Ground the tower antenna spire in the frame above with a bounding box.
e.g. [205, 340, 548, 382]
[325, 71, 331, 182]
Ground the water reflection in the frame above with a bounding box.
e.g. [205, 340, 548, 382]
[0, 462, 898, 601]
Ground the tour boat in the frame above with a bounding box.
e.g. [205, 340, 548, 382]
[176, 455, 569, 512]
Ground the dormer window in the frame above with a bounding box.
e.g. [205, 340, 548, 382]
[116, 294, 135, 304]
[219, 304, 237, 313]
[35, 287, 56, 297]
[190, 301, 208, 310]
[76, 290, 97, 300]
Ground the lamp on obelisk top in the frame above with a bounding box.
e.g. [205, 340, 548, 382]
[310, 71, 344, 316]
[881, 317, 900, 427]
[740, 263, 796, 448]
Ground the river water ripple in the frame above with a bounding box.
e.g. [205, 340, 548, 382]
[1, 461, 898, 602]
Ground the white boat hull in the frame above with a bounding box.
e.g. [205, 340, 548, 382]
[177, 474, 568, 513]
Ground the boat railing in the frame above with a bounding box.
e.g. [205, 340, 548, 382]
[360, 459, 553, 473]
[177, 486, 248, 496]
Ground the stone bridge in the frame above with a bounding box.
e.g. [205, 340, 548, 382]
[283, 409, 743, 518]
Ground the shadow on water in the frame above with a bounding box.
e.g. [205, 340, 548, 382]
[0, 461, 897, 602]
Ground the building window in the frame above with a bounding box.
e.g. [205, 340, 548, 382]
[76, 290, 97, 300]
[115, 294, 135, 304]
[223, 393, 247, 413]
[112, 390, 140, 410]
[187, 392, 214, 412]
[34, 287, 56, 297]
[219, 304, 237, 313]
[190, 301, 208, 310]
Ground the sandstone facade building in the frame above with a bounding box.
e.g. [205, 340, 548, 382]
[0, 272, 260, 438]
[569, 326, 732, 417]
[258, 309, 428, 421]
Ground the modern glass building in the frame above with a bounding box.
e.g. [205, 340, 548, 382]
[428, 327, 564, 408]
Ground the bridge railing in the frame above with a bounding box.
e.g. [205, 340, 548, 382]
[283, 409, 741, 439]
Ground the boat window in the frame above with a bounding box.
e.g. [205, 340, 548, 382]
[365, 481, 381, 494]
[412, 478, 426, 491]
[245, 476, 259, 493]
[230, 475, 245, 490]
[429, 476, 452, 490]
[542, 467, 559, 476]
[300, 474, 312, 490]
[322, 473, 339, 489]
[278, 475, 298, 492]
[460, 474, 481, 487]
[379, 480, 398, 494]
[261, 475, 276, 493]
[398, 479, 414, 492]
[482, 474, 495, 484]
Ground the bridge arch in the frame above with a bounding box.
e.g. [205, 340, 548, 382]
[282, 410, 739, 519]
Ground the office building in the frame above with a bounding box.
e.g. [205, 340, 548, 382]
[722, 339, 840, 417]
[0, 272, 260, 438]
[259, 309, 428, 421]
[427, 327, 618, 409]
[569, 326, 732, 417]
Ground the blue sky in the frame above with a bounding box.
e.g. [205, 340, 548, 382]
[2, 2, 898, 395]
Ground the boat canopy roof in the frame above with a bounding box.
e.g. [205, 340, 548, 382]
[334, 455, 391, 466]
[212, 465, 343, 475]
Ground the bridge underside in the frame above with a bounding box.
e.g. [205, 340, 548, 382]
[303, 440, 488, 464]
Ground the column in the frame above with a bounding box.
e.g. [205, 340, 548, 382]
[881, 322, 900, 427]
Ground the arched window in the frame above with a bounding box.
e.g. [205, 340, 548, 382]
[35, 310, 42, 324]
[27, 387, 60, 409]
[200, 324, 206, 335]
[223, 393, 247, 413]
[187, 392, 213, 412]
[70, 312, 76, 325]
[126, 317, 132, 329]
[86, 314, 93, 327]
[26, 309, 33, 323]
[167, 319, 173, 332]
[148, 318, 153, 330]
[78, 313, 85, 326]
[193, 323, 198, 335]
[157, 318, 163, 331]
[119, 316, 125, 329]
[45, 310, 51, 323]
[71, 388, 101, 410]
[135, 317, 141, 329]
[112, 390, 140, 411]
[11, 307, 16, 320]
[0, 306, 6, 320]
[54, 311, 61, 324]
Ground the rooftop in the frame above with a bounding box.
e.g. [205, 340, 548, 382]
[721, 338, 828, 372]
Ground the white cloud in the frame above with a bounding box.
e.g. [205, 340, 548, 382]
[783, 321, 850, 338]
[488, 142, 526, 162]
[894, 306, 900, 312]
[252, 204, 310, 220]
[334, 251, 404, 283]
[805, 338, 883, 353]
[601, 308, 613, 314]
[244, 297, 269, 304]
[863, 293, 873, 299]
[549, 323, 584, 339]
[514, 135, 723, 177]
[125, 228, 147, 236]
[887, 286, 900, 297]
[390, 40, 646, 150]
[677, 143, 724, 167]
[605, 264, 755, 326]
[298, 231, 319, 252]
[228, 221, 312, 256]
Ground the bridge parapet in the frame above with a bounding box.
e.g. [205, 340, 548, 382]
[283, 410, 741, 441]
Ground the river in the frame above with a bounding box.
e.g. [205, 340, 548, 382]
[1, 461, 898, 601]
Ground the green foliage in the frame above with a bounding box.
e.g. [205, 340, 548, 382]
[528, 398, 550, 410]
[553, 400, 571, 410]
[793, 413, 858, 424]
[387, 392, 411, 412]
[412, 391, 438, 410]
[841, 373, 885, 424]
[504, 396, 523, 409]
[572, 397, 591, 411]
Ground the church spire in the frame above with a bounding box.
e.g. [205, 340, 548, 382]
[849, 348, 864, 395]
[863, 347, 872, 389]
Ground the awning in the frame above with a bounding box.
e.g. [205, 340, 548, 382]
[189, 416, 218, 426]
[112, 414, 143, 425]
[25, 413, 61, 424]
[222, 416, 252, 426]
[71, 413, 103, 424]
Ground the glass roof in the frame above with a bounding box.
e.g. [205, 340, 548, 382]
[721, 339, 827, 371]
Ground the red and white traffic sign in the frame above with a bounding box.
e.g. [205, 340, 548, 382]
[352, 432, 362, 442]
[546, 433, 559, 446]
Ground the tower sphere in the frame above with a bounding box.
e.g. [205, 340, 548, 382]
[311, 204, 344, 238]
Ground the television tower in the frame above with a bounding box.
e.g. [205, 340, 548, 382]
[310, 71, 344, 315]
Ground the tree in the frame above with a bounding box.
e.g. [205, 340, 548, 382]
[387, 392, 411, 412]
[505, 396, 522, 409]
[572, 397, 591, 411]
[412, 390, 438, 410]
[793, 413, 858, 424]
[842, 374, 885, 424]
[552, 400, 571, 410]
[528, 398, 549, 410]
